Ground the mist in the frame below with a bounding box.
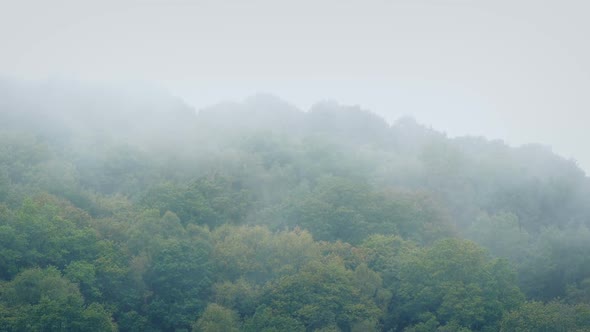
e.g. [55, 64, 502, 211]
[2, 0, 590, 171]
[2, 1, 590, 331]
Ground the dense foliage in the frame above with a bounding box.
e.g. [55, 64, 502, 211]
[1, 80, 590, 331]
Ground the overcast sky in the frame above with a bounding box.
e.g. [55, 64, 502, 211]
[1, 0, 589, 171]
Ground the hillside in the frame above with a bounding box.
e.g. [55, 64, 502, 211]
[1, 80, 590, 331]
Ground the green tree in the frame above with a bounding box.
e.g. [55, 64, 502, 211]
[212, 225, 320, 283]
[144, 238, 213, 331]
[500, 301, 590, 332]
[391, 239, 524, 331]
[0, 267, 116, 331]
[192, 303, 240, 332]
[0, 195, 99, 279]
[256, 259, 381, 331]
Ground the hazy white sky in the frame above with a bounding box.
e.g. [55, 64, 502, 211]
[1, 0, 589, 171]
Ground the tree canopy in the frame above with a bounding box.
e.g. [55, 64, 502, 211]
[1, 81, 589, 330]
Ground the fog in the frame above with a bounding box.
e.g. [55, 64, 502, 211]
[1, 0, 589, 171]
[3, 2, 590, 331]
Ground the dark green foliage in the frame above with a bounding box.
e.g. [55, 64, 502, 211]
[0, 267, 116, 331]
[144, 238, 213, 331]
[0, 195, 99, 279]
[500, 301, 590, 332]
[389, 239, 524, 331]
[518, 226, 590, 300]
[1, 83, 590, 330]
[284, 176, 453, 244]
[142, 175, 253, 227]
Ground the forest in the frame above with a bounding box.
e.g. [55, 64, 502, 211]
[1, 79, 590, 331]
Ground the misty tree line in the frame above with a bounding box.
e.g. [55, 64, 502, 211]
[1, 80, 590, 331]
